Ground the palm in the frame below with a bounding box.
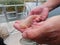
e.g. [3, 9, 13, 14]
[29, 6, 49, 21]
[14, 7, 49, 32]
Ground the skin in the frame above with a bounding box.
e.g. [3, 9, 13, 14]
[14, 15, 60, 45]
[22, 15, 60, 45]
[14, 0, 60, 45]
[14, 8, 49, 32]
[18, 15, 42, 29]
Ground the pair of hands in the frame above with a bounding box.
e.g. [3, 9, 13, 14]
[14, 6, 60, 45]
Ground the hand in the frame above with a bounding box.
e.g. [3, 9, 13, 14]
[14, 15, 40, 32]
[29, 6, 49, 21]
[22, 15, 60, 45]
[14, 6, 49, 32]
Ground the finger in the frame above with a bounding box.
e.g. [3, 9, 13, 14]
[32, 21, 44, 28]
[40, 8, 49, 20]
[34, 16, 42, 22]
[29, 7, 43, 15]
[13, 22, 25, 33]
[29, 10, 35, 15]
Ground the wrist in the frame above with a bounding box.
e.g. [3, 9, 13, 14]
[40, 1, 60, 11]
[40, 4, 53, 11]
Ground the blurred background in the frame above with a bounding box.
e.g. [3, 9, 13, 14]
[0, 0, 60, 45]
[0, 0, 60, 23]
[0, 0, 46, 23]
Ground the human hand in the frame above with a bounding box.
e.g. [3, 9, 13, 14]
[14, 15, 40, 32]
[22, 15, 60, 45]
[14, 6, 49, 32]
[29, 6, 49, 21]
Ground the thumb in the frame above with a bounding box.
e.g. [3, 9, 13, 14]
[29, 7, 43, 15]
[40, 8, 49, 20]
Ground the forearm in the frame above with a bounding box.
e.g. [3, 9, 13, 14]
[41, 0, 60, 11]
